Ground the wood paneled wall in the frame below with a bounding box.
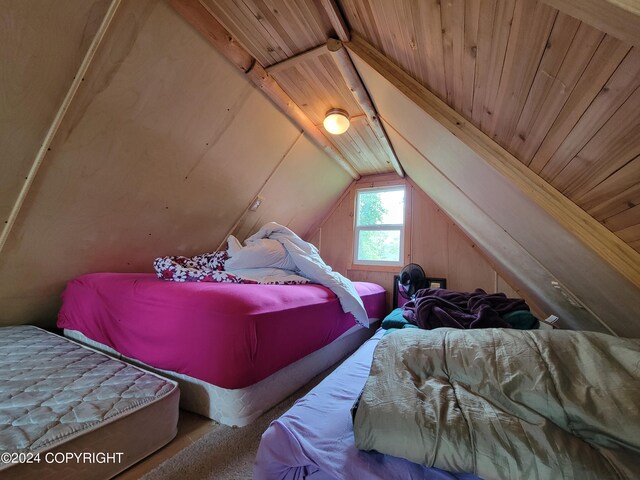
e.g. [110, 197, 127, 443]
[312, 174, 527, 314]
[0, 0, 351, 327]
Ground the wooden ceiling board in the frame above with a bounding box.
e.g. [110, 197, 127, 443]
[508, 21, 604, 166]
[484, 0, 557, 144]
[528, 36, 632, 172]
[348, 119, 392, 172]
[461, 0, 480, 119]
[441, 0, 465, 113]
[472, 0, 515, 131]
[201, 0, 279, 65]
[617, 224, 640, 244]
[343, 0, 449, 100]
[537, 47, 638, 183]
[593, 181, 640, 227]
[287, 53, 363, 122]
[269, 51, 393, 175]
[202, 0, 331, 66]
[604, 204, 640, 232]
[551, 85, 640, 197]
[580, 156, 640, 217]
[327, 119, 391, 175]
[408, 0, 447, 99]
[506, 13, 581, 161]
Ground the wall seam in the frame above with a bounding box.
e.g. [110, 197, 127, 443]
[0, 0, 123, 256]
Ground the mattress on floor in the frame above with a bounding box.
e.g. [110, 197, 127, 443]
[253, 329, 481, 480]
[57, 273, 387, 390]
[0, 326, 179, 480]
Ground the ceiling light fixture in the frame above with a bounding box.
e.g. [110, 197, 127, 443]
[323, 108, 350, 135]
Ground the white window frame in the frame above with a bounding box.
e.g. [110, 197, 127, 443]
[353, 185, 406, 267]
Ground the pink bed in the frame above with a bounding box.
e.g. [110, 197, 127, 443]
[57, 273, 386, 390]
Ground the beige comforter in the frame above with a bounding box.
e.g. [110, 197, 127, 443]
[352, 328, 640, 479]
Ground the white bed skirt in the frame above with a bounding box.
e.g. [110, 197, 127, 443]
[64, 320, 379, 427]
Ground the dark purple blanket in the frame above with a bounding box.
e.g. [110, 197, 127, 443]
[402, 288, 529, 330]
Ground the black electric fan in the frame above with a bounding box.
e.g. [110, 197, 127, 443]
[397, 263, 427, 300]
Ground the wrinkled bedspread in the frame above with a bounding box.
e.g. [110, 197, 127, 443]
[153, 222, 368, 326]
[353, 328, 640, 479]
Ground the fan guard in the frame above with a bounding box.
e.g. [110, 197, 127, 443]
[398, 263, 427, 299]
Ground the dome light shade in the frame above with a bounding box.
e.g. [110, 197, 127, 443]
[323, 109, 350, 135]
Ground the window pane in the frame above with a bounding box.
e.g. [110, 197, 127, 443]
[357, 230, 400, 262]
[357, 189, 405, 226]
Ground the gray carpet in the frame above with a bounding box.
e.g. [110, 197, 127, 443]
[141, 367, 336, 480]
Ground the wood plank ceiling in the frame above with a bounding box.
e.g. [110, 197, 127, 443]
[181, 0, 640, 254]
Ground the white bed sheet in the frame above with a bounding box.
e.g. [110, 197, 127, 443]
[254, 329, 481, 480]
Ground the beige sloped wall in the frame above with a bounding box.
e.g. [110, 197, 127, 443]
[0, 0, 351, 327]
[0, 0, 112, 224]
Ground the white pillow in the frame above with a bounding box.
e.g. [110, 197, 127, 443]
[226, 236, 298, 271]
[223, 267, 309, 284]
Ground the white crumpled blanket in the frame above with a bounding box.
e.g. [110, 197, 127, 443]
[226, 222, 369, 327]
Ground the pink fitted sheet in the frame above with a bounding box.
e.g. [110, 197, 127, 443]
[57, 273, 386, 389]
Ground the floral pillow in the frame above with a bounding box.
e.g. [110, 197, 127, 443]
[153, 250, 254, 283]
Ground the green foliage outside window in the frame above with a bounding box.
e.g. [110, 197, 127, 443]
[356, 188, 404, 263]
[357, 191, 386, 226]
[358, 230, 400, 262]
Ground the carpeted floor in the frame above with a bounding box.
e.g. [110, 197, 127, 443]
[140, 366, 335, 480]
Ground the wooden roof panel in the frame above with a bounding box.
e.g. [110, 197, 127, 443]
[580, 156, 640, 219]
[201, 0, 332, 66]
[328, 118, 391, 175]
[506, 14, 579, 162]
[340, 0, 640, 253]
[187, 0, 640, 253]
[272, 53, 362, 124]
[527, 36, 632, 172]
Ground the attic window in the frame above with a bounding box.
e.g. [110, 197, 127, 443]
[353, 186, 405, 266]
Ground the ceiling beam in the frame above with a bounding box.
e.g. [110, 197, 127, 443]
[169, 0, 360, 179]
[347, 33, 640, 289]
[327, 38, 404, 177]
[541, 0, 640, 47]
[319, 0, 350, 41]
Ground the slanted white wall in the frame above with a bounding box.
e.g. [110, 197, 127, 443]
[0, 0, 351, 327]
[350, 51, 640, 337]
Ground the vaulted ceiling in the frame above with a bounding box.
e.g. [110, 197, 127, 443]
[173, 0, 640, 256]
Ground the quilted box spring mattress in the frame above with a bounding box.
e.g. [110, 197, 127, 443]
[0, 326, 179, 480]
